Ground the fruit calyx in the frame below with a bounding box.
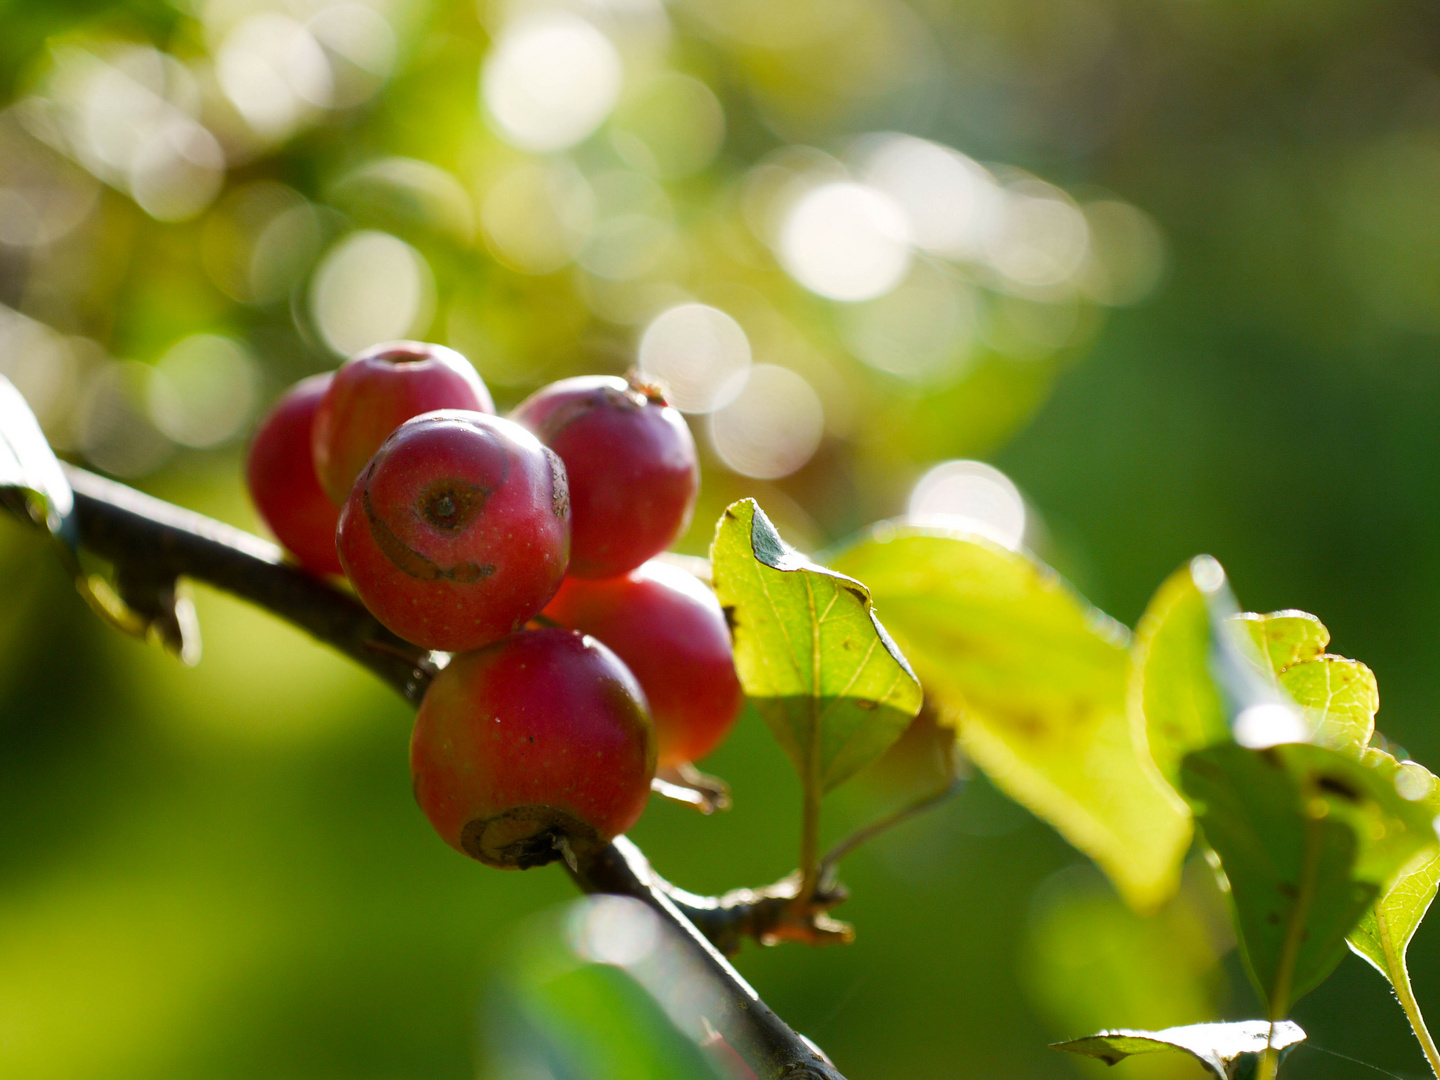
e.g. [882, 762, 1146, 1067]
[460, 804, 600, 870]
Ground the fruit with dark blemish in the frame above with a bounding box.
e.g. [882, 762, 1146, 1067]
[313, 340, 494, 504]
[511, 374, 698, 579]
[245, 373, 343, 576]
[336, 410, 570, 652]
[543, 560, 744, 768]
[411, 627, 656, 869]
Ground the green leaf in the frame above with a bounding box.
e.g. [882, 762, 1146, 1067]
[0, 373, 76, 551]
[1347, 751, 1440, 1075]
[828, 526, 1190, 912]
[1239, 611, 1376, 754]
[1054, 1020, 1305, 1080]
[1235, 611, 1328, 673]
[1279, 658, 1377, 754]
[711, 500, 922, 793]
[1181, 742, 1439, 1017]
[1130, 561, 1232, 790]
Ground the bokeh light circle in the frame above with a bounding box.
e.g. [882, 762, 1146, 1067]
[777, 181, 911, 301]
[309, 230, 435, 357]
[482, 13, 622, 153]
[907, 460, 1026, 550]
[637, 303, 751, 413]
[709, 364, 824, 479]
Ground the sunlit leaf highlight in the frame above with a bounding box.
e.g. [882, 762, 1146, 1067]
[829, 525, 1190, 912]
[1054, 1019, 1306, 1080]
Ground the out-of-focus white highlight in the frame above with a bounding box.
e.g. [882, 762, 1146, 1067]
[310, 230, 435, 357]
[1190, 554, 1227, 595]
[1233, 703, 1309, 750]
[128, 118, 224, 221]
[24, 46, 225, 222]
[906, 460, 1026, 551]
[148, 334, 258, 448]
[308, 4, 397, 109]
[777, 182, 910, 301]
[1395, 762, 1435, 803]
[567, 895, 660, 968]
[0, 304, 83, 430]
[482, 13, 622, 153]
[217, 14, 332, 139]
[710, 364, 823, 479]
[985, 182, 1090, 289]
[638, 303, 751, 413]
[1080, 200, 1167, 306]
[859, 134, 998, 259]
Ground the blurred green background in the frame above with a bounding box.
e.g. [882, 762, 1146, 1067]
[2, 0, 1439, 1076]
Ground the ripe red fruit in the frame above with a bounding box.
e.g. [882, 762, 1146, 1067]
[412, 627, 656, 868]
[511, 375, 698, 580]
[543, 560, 744, 768]
[336, 410, 570, 652]
[245, 374, 343, 576]
[312, 340, 494, 504]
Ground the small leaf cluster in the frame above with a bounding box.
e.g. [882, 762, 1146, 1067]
[713, 505, 1440, 1075]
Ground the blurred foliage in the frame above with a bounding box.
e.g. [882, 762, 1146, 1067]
[4, 0, 1440, 1077]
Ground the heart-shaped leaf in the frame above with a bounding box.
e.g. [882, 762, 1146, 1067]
[828, 526, 1189, 912]
[1054, 1019, 1306, 1080]
[711, 500, 922, 794]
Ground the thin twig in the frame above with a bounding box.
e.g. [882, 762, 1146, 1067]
[818, 779, 963, 888]
[27, 464, 850, 1080]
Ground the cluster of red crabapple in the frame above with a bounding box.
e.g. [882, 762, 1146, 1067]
[245, 342, 744, 870]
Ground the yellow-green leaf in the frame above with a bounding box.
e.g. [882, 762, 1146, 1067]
[1236, 611, 1328, 673]
[1347, 750, 1440, 1076]
[829, 526, 1190, 912]
[1239, 611, 1376, 754]
[1130, 562, 1231, 792]
[711, 500, 922, 793]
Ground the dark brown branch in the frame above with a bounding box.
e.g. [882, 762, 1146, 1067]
[65, 466, 441, 702]
[39, 465, 847, 1080]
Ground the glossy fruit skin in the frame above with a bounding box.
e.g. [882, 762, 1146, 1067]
[511, 375, 698, 579]
[313, 340, 494, 504]
[543, 560, 744, 768]
[245, 374, 343, 576]
[412, 627, 656, 869]
[337, 410, 570, 652]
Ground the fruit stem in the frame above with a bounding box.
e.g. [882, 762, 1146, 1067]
[817, 779, 962, 888]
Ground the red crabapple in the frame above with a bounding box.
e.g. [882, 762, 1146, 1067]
[543, 560, 744, 768]
[246, 374, 343, 576]
[313, 340, 494, 504]
[511, 375, 698, 580]
[336, 410, 570, 652]
[412, 627, 656, 868]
